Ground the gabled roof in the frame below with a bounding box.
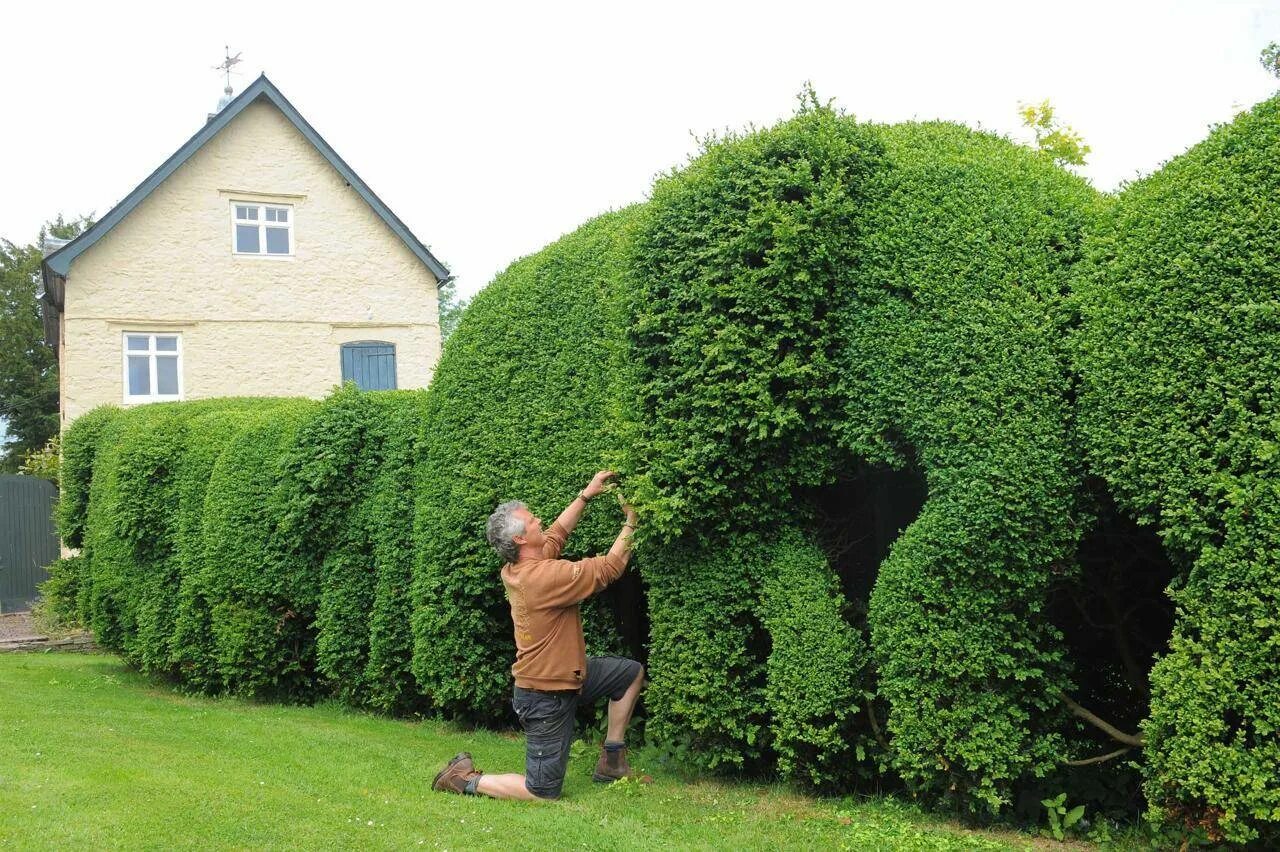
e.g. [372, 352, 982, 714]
[42, 74, 450, 281]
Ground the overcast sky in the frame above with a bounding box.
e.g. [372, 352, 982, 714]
[2, 0, 1277, 306]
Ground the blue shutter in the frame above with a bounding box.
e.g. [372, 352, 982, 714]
[340, 342, 397, 390]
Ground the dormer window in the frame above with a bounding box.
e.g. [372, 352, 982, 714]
[232, 202, 293, 256]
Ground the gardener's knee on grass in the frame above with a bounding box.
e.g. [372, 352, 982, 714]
[527, 782, 562, 801]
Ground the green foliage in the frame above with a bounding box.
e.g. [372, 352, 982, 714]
[627, 103, 882, 538]
[411, 208, 638, 720]
[623, 105, 1100, 806]
[55, 90, 1280, 841]
[1040, 792, 1086, 841]
[1073, 95, 1280, 844]
[625, 105, 885, 772]
[757, 529, 877, 788]
[0, 215, 92, 470]
[305, 387, 429, 711]
[1018, 100, 1091, 167]
[1261, 42, 1280, 80]
[360, 393, 430, 714]
[74, 400, 287, 679]
[56, 405, 124, 549]
[642, 534, 769, 772]
[33, 555, 85, 631]
[844, 121, 1099, 811]
[437, 277, 468, 344]
[18, 435, 59, 484]
[200, 399, 318, 697]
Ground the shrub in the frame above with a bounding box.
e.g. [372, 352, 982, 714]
[845, 121, 1100, 811]
[61, 92, 1279, 835]
[625, 107, 1100, 804]
[57, 405, 124, 549]
[411, 208, 639, 720]
[33, 556, 85, 632]
[1073, 95, 1280, 844]
[19, 435, 60, 484]
[758, 528, 877, 788]
[69, 392, 427, 705]
[200, 399, 318, 697]
[73, 400, 288, 677]
[361, 392, 431, 714]
[168, 401, 290, 688]
[625, 103, 885, 775]
[306, 388, 428, 710]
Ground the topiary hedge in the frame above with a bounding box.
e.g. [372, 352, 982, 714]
[844, 121, 1100, 810]
[1073, 95, 1280, 844]
[410, 208, 638, 720]
[57, 404, 125, 551]
[64, 391, 431, 704]
[624, 107, 1101, 806]
[56, 93, 1279, 842]
[624, 105, 886, 777]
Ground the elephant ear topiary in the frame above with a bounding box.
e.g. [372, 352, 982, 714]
[1073, 94, 1280, 845]
[626, 103, 886, 778]
[627, 103, 1102, 807]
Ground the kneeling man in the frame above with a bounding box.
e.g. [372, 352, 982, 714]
[433, 471, 643, 799]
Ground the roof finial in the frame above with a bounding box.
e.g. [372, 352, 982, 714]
[212, 45, 242, 113]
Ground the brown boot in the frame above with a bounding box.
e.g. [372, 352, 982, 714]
[592, 744, 633, 783]
[433, 752, 482, 794]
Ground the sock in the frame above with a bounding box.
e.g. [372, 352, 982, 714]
[604, 741, 625, 752]
[463, 774, 483, 795]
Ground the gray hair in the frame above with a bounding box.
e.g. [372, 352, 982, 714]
[487, 501, 527, 563]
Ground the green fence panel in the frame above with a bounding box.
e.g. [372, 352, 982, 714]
[0, 475, 59, 612]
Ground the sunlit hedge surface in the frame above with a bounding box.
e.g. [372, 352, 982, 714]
[1074, 95, 1280, 844]
[59, 95, 1279, 842]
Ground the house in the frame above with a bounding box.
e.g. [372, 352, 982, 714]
[40, 74, 451, 426]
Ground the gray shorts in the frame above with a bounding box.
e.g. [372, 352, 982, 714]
[512, 655, 642, 799]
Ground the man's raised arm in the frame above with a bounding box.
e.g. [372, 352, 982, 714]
[550, 470, 616, 539]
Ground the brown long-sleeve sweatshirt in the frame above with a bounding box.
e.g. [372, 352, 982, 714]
[500, 520, 626, 692]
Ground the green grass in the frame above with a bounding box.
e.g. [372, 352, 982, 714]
[0, 654, 1056, 851]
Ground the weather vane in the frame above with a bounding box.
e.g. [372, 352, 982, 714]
[213, 45, 242, 91]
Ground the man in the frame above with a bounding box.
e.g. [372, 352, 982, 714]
[433, 470, 642, 799]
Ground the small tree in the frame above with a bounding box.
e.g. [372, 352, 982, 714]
[437, 277, 468, 344]
[0, 214, 92, 471]
[1018, 99, 1091, 167]
[1262, 42, 1280, 80]
[19, 434, 60, 484]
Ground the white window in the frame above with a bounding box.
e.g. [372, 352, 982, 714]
[232, 202, 293, 256]
[122, 333, 183, 403]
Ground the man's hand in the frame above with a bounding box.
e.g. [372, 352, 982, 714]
[618, 492, 638, 528]
[610, 491, 639, 563]
[582, 470, 616, 501]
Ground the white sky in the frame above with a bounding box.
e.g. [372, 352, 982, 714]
[1, 0, 1277, 306]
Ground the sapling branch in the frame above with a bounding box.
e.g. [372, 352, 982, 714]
[1058, 691, 1145, 747]
[1065, 747, 1132, 766]
[864, 698, 890, 751]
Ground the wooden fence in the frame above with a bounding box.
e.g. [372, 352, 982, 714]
[0, 475, 59, 612]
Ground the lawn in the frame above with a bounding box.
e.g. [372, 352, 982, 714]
[0, 653, 1061, 851]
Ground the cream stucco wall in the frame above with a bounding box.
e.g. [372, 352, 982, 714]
[61, 98, 441, 424]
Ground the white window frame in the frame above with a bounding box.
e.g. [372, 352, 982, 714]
[230, 201, 294, 258]
[121, 332, 184, 404]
